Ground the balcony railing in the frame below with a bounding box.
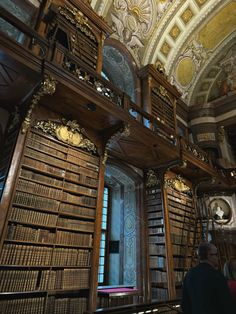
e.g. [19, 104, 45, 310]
[180, 138, 210, 165]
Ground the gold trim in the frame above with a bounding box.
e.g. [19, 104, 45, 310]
[152, 86, 173, 105]
[21, 75, 56, 134]
[164, 174, 191, 194]
[58, 5, 96, 42]
[34, 119, 97, 153]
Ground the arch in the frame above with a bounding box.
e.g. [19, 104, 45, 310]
[103, 38, 140, 104]
[103, 160, 144, 288]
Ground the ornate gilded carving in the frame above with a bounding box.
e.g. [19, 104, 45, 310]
[152, 86, 172, 105]
[58, 5, 96, 42]
[34, 119, 96, 153]
[102, 124, 130, 165]
[146, 170, 159, 187]
[164, 174, 191, 195]
[21, 75, 56, 134]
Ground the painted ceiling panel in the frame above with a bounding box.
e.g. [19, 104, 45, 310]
[198, 2, 236, 50]
[91, 0, 236, 106]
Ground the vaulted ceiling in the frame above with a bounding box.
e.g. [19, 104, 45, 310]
[91, 0, 236, 107]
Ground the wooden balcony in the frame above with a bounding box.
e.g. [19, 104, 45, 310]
[0, 7, 179, 169]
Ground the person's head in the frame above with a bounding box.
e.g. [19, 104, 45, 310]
[224, 260, 236, 280]
[197, 242, 219, 269]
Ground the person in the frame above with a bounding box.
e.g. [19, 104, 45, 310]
[181, 242, 236, 314]
[223, 260, 236, 303]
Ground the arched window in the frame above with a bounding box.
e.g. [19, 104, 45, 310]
[102, 45, 136, 103]
[98, 163, 143, 288]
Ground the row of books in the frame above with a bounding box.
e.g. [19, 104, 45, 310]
[168, 189, 192, 201]
[29, 130, 99, 166]
[52, 248, 91, 266]
[174, 270, 186, 282]
[14, 191, 59, 212]
[147, 204, 163, 213]
[17, 179, 62, 200]
[0, 297, 44, 314]
[10, 207, 58, 226]
[169, 212, 194, 225]
[0, 269, 39, 292]
[150, 269, 167, 282]
[1, 242, 92, 267]
[25, 147, 67, 170]
[57, 216, 94, 232]
[149, 235, 164, 244]
[62, 192, 96, 206]
[7, 224, 55, 243]
[148, 211, 163, 220]
[24, 146, 98, 182]
[149, 256, 165, 268]
[55, 230, 93, 246]
[20, 168, 63, 188]
[168, 203, 193, 217]
[50, 269, 90, 289]
[151, 287, 168, 302]
[0, 268, 90, 293]
[170, 233, 194, 246]
[23, 156, 65, 178]
[66, 154, 99, 172]
[59, 202, 95, 217]
[46, 296, 87, 314]
[167, 192, 193, 207]
[29, 132, 68, 153]
[0, 244, 52, 266]
[149, 226, 164, 234]
[27, 138, 67, 160]
[149, 243, 166, 256]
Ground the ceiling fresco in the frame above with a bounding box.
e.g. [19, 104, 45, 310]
[90, 0, 236, 106]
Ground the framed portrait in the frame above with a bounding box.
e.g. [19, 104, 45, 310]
[209, 198, 232, 224]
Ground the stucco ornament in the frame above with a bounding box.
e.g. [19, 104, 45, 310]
[111, 0, 153, 56]
[172, 38, 211, 101]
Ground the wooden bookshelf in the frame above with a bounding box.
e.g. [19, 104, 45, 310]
[163, 172, 200, 299]
[0, 126, 101, 313]
[145, 171, 200, 302]
[145, 186, 168, 302]
[138, 64, 180, 133]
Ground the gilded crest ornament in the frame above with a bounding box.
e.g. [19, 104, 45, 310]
[164, 174, 191, 195]
[34, 119, 96, 153]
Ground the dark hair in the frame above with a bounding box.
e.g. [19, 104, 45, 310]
[197, 242, 212, 261]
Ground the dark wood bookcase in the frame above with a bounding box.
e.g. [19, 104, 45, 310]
[146, 171, 200, 302]
[0, 124, 101, 313]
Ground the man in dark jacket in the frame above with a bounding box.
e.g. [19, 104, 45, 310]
[181, 242, 236, 314]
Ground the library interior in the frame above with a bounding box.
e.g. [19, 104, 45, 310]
[0, 0, 236, 313]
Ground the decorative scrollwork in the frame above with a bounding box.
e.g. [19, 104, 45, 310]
[21, 75, 56, 134]
[146, 170, 159, 187]
[58, 5, 96, 42]
[34, 119, 97, 153]
[164, 174, 192, 195]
